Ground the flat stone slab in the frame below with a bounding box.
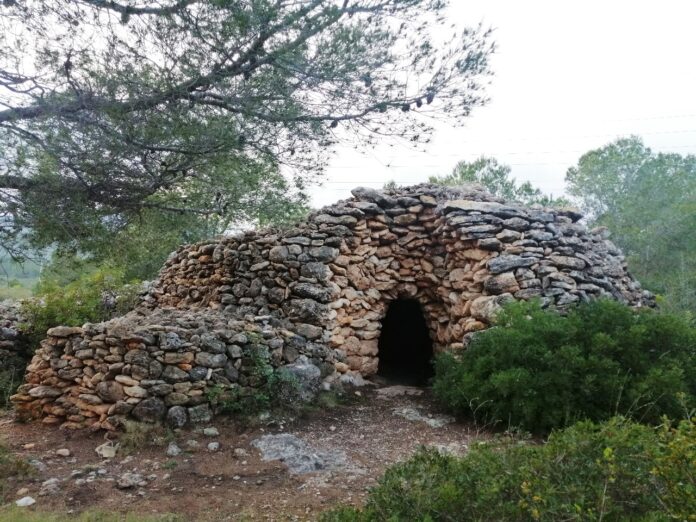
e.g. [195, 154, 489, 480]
[392, 407, 455, 428]
[443, 199, 525, 218]
[376, 385, 424, 398]
[252, 434, 356, 475]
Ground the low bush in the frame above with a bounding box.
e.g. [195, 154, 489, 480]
[433, 299, 696, 433]
[3, 260, 141, 405]
[206, 347, 300, 418]
[117, 421, 173, 455]
[0, 328, 31, 408]
[21, 265, 141, 348]
[0, 442, 34, 501]
[322, 416, 696, 521]
[0, 366, 22, 409]
[0, 322, 32, 410]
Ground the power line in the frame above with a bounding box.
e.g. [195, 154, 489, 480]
[323, 142, 696, 170]
[362, 142, 696, 160]
[575, 113, 696, 123]
[326, 162, 569, 170]
[425, 127, 696, 144]
[335, 129, 696, 157]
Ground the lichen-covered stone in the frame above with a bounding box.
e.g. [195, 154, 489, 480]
[194, 352, 227, 368]
[484, 272, 520, 295]
[187, 404, 212, 424]
[96, 381, 125, 403]
[46, 326, 83, 337]
[488, 255, 536, 274]
[166, 405, 187, 429]
[28, 386, 62, 398]
[278, 358, 322, 402]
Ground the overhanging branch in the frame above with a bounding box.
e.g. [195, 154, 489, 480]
[76, 0, 200, 17]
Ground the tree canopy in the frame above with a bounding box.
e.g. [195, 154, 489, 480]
[566, 136, 696, 312]
[429, 156, 569, 206]
[0, 0, 494, 259]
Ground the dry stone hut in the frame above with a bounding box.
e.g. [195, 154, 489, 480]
[12, 184, 652, 430]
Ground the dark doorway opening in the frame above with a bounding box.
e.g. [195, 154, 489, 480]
[377, 299, 434, 385]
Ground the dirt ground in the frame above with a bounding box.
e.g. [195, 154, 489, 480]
[1, 383, 486, 521]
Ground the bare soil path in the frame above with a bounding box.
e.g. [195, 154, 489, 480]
[1, 384, 484, 521]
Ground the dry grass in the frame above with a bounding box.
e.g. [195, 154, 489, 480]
[0, 440, 34, 501]
[0, 508, 182, 522]
[117, 421, 173, 455]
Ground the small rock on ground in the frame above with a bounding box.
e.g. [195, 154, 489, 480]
[39, 478, 60, 496]
[28, 459, 47, 472]
[95, 441, 118, 459]
[339, 372, 371, 387]
[15, 496, 35, 507]
[116, 472, 147, 489]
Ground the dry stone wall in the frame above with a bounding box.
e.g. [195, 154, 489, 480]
[12, 184, 652, 429]
[0, 301, 30, 388]
[13, 309, 332, 429]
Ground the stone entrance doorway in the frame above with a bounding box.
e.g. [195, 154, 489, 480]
[377, 299, 434, 385]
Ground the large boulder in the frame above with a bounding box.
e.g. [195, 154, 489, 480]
[470, 294, 515, 323]
[96, 381, 125, 403]
[166, 406, 188, 429]
[277, 357, 322, 402]
[131, 397, 166, 423]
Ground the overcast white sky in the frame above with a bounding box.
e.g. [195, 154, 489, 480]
[310, 0, 696, 207]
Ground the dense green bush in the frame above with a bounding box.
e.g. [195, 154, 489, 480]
[322, 417, 696, 521]
[433, 299, 696, 433]
[21, 265, 141, 348]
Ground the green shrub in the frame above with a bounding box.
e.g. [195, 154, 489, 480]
[206, 347, 300, 418]
[21, 265, 140, 348]
[433, 299, 696, 433]
[0, 337, 32, 410]
[322, 417, 696, 521]
[0, 441, 34, 501]
[117, 421, 173, 455]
